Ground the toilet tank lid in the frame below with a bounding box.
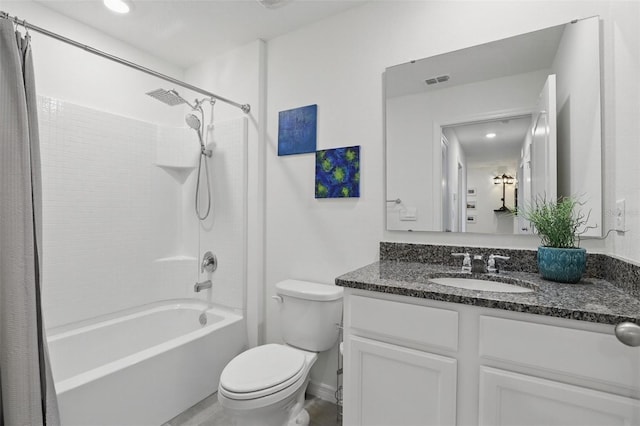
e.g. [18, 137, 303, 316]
[276, 279, 343, 301]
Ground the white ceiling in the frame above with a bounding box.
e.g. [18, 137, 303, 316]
[31, 0, 367, 68]
[444, 115, 532, 170]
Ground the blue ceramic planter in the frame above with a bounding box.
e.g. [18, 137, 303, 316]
[537, 246, 587, 284]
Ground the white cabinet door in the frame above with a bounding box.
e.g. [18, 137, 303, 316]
[479, 367, 640, 426]
[344, 335, 457, 426]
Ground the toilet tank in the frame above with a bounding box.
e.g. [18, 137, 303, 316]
[275, 280, 343, 352]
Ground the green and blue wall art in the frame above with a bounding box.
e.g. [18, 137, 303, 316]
[315, 146, 360, 198]
[278, 104, 317, 156]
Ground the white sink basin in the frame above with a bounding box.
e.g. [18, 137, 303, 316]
[430, 277, 534, 293]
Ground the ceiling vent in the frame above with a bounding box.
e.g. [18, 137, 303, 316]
[425, 74, 451, 85]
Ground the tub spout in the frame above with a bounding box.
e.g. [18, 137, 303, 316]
[194, 280, 212, 292]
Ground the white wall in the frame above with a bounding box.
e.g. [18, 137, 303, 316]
[386, 92, 437, 230]
[608, 1, 640, 263]
[265, 0, 640, 395]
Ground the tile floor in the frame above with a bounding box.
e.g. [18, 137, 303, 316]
[164, 393, 341, 426]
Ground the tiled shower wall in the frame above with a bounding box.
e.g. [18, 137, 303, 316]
[38, 96, 246, 329]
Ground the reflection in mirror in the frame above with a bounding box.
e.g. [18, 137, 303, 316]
[441, 115, 531, 234]
[385, 17, 602, 235]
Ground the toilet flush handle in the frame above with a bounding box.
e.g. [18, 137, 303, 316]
[271, 295, 283, 304]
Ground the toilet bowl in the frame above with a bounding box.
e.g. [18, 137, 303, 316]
[218, 344, 317, 426]
[218, 280, 343, 426]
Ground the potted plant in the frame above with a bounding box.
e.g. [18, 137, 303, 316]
[520, 196, 594, 283]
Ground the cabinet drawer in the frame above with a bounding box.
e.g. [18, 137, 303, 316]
[479, 316, 640, 391]
[349, 295, 458, 351]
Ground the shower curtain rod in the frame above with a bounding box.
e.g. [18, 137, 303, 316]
[0, 11, 251, 114]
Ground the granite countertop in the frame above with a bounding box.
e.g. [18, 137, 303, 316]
[335, 261, 640, 325]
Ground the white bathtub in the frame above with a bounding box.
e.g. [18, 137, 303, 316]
[47, 299, 246, 426]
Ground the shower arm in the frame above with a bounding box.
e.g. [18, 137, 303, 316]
[0, 11, 251, 114]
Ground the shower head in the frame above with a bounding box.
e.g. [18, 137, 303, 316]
[185, 113, 201, 131]
[185, 112, 208, 153]
[146, 88, 191, 107]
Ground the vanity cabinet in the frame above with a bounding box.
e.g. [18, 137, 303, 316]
[342, 290, 640, 426]
[348, 336, 456, 426]
[344, 294, 459, 426]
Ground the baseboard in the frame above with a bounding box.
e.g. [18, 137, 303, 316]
[306, 380, 337, 403]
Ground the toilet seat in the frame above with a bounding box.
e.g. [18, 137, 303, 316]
[219, 344, 306, 400]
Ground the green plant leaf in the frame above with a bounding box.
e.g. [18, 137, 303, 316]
[519, 195, 595, 248]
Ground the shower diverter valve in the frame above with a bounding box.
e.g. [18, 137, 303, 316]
[201, 251, 217, 273]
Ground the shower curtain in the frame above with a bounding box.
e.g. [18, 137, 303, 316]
[0, 18, 60, 425]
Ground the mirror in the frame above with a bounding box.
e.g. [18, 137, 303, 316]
[385, 17, 602, 236]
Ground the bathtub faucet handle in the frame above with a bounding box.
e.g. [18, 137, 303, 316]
[201, 251, 217, 273]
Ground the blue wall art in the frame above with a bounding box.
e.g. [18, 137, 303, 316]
[315, 146, 360, 198]
[278, 104, 317, 156]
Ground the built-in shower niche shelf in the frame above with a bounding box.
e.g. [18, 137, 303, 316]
[154, 126, 197, 182]
[155, 163, 196, 183]
[154, 164, 195, 171]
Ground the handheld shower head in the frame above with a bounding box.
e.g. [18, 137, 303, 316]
[185, 113, 201, 131]
[185, 113, 210, 156]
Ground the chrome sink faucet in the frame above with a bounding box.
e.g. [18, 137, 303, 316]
[471, 255, 486, 273]
[452, 253, 510, 273]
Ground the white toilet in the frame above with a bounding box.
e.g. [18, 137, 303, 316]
[218, 279, 343, 426]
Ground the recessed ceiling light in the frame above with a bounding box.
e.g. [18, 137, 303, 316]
[104, 0, 131, 14]
[486, 132, 497, 139]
